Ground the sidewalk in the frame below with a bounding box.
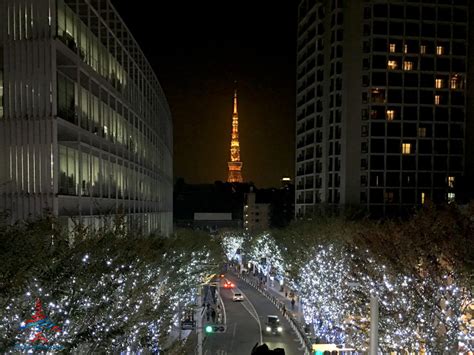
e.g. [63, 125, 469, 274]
[265, 279, 304, 324]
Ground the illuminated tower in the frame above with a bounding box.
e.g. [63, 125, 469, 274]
[227, 89, 243, 183]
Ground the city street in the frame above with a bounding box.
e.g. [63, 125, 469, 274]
[202, 275, 302, 355]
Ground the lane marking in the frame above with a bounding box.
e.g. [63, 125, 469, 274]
[236, 287, 263, 345]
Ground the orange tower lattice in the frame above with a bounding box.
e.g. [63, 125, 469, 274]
[227, 89, 243, 183]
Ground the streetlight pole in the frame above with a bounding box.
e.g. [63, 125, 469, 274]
[369, 294, 379, 355]
[197, 285, 203, 355]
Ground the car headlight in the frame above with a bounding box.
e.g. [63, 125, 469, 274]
[277, 326, 283, 332]
[266, 326, 271, 332]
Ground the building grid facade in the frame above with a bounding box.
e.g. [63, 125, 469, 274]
[0, 0, 173, 235]
[296, 0, 469, 218]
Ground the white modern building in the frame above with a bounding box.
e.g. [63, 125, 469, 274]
[0, 0, 173, 235]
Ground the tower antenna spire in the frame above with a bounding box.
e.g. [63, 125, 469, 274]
[227, 83, 243, 183]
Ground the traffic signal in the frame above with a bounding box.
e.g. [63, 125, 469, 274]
[205, 324, 226, 333]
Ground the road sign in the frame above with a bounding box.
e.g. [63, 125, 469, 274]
[181, 320, 196, 330]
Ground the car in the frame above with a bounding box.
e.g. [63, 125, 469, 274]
[223, 281, 235, 289]
[232, 292, 244, 302]
[265, 315, 283, 335]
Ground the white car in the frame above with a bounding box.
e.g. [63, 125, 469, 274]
[232, 292, 244, 302]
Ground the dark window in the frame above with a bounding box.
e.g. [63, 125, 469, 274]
[452, 58, 466, 72]
[371, 139, 384, 153]
[387, 139, 400, 154]
[373, 21, 387, 35]
[373, 38, 387, 52]
[452, 43, 466, 57]
[435, 124, 448, 138]
[453, 8, 467, 22]
[403, 123, 417, 137]
[390, 5, 404, 19]
[406, 6, 420, 20]
[422, 7, 435, 21]
[435, 107, 449, 121]
[451, 92, 464, 106]
[405, 22, 419, 37]
[370, 189, 383, 203]
[436, 58, 450, 72]
[372, 55, 387, 69]
[403, 106, 418, 121]
[420, 57, 434, 71]
[420, 90, 433, 104]
[372, 72, 386, 86]
[421, 23, 435, 37]
[388, 89, 402, 103]
[387, 156, 400, 170]
[386, 172, 400, 186]
[420, 107, 434, 121]
[434, 141, 448, 154]
[451, 107, 464, 122]
[371, 155, 385, 170]
[419, 156, 432, 170]
[420, 74, 434, 88]
[434, 156, 447, 170]
[374, 4, 388, 17]
[387, 123, 401, 137]
[419, 140, 432, 154]
[371, 122, 385, 136]
[437, 24, 451, 39]
[453, 25, 467, 40]
[389, 22, 403, 34]
[404, 90, 418, 104]
[451, 124, 463, 138]
[404, 73, 418, 87]
[388, 73, 402, 86]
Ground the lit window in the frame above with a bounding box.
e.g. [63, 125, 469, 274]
[387, 60, 398, 70]
[421, 192, 426, 204]
[418, 127, 426, 137]
[450, 75, 461, 89]
[436, 46, 444, 55]
[420, 45, 426, 54]
[448, 176, 455, 188]
[402, 143, 411, 155]
[386, 110, 395, 121]
[384, 191, 394, 203]
[403, 61, 413, 70]
[435, 79, 443, 89]
[389, 43, 396, 53]
[448, 192, 455, 203]
[404, 44, 408, 54]
[435, 95, 440, 105]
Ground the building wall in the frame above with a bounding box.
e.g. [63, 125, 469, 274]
[244, 192, 270, 232]
[296, 0, 469, 218]
[0, 0, 173, 235]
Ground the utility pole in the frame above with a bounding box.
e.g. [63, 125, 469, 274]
[369, 294, 379, 355]
[197, 285, 203, 355]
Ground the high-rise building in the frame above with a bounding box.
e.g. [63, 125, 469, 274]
[0, 0, 173, 235]
[227, 89, 244, 183]
[296, 0, 470, 218]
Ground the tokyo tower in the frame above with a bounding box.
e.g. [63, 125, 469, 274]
[227, 88, 243, 183]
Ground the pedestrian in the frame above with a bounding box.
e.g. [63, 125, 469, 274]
[291, 298, 295, 310]
[282, 304, 286, 316]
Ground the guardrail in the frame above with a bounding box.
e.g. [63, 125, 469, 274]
[236, 273, 312, 355]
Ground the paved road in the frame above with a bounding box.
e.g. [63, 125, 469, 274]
[202, 274, 302, 355]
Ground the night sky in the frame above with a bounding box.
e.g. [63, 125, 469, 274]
[111, 2, 297, 188]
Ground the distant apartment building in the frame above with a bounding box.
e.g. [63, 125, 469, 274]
[296, 0, 470, 217]
[244, 191, 270, 232]
[0, 0, 173, 235]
